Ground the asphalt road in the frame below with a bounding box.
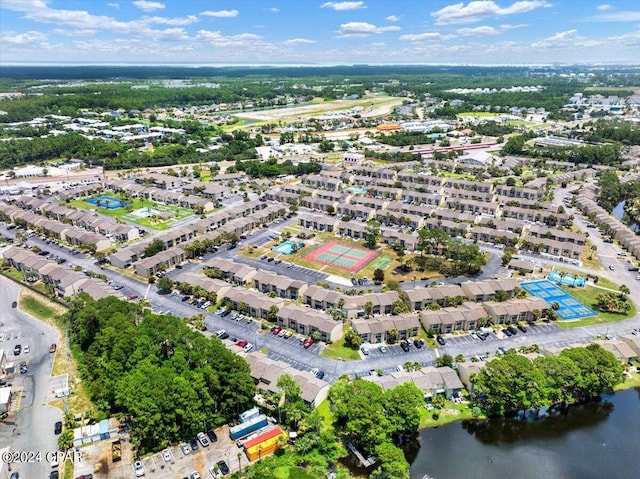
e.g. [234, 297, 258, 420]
[0, 276, 62, 479]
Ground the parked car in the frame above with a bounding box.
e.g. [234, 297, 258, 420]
[507, 326, 518, 335]
[219, 332, 230, 340]
[243, 343, 254, 353]
[206, 429, 218, 443]
[436, 335, 446, 346]
[379, 346, 388, 354]
[215, 329, 226, 338]
[54, 421, 63, 435]
[191, 472, 202, 479]
[503, 328, 513, 337]
[283, 330, 293, 339]
[236, 340, 248, 348]
[162, 449, 172, 462]
[49, 343, 57, 353]
[400, 341, 410, 352]
[23, 345, 30, 354]
[127, 294, 139, 301]
[197, 431, 210, 447]
[413, 339, 424, 349]
[11, 301, 17, 308]
[518, 324, 528, 333]
[189, 438, 199, 451]
[271, 326, 282, 335]
[180, 443, 191, 455]
[361, 346, 369, 356]
[13, 344, 21, 356]
[134, 459, 145, 477]
[216, 461, 230, 475]
[303, 338, 314, 349]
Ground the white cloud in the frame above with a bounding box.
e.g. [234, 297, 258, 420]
[283, 38, 317, 45]
[145, 15, 198, 26]
[321, 2, 366, 11]
[386, 15, 399, 22]
[591, 11, 640, 22]
[399, 32, 456, 41]
[432, 0, 551, 25]
[457, 25, 500, 36]
[531, 29, 580, 48]
[596, 4, 612, 11]
[1, 30, 47, 45]
[338, 21, 400, 37]
[268, 7, 280, 13]
[500, 23, 527, 30]
[132, 1, 165, 12]
[107, 3, 119, 9]
[52, 28, 98, 37]
[200, 10, 239, 18]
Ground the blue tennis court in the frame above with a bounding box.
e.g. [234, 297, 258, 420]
[521, 279, 595, 320]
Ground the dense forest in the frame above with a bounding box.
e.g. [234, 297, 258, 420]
[65, 294, 256, 453]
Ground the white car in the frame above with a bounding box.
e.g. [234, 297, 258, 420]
[180, 442, 190, 455]
[215, 329, 226, 338]
[191, 472, 202, 479]
[209, 466, 222, 479]
[243, 343, 254, 353]
[24, 345, 30, 354]
[134, 459, 145, 477]
[197, 431, 210, 447]
[0, 333, 4, 341]
[162, 449, 172, 462]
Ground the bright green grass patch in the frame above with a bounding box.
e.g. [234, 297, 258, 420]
[419, 400, 478, 428]
[320, 337, 361, 361]
[21, 294, 58, 320]
[556, 284, 636, 328]
[615, 371, 640, 391]
[316, 399, 334, 431]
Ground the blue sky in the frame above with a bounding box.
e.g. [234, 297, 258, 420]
[1, 0, 639, 65]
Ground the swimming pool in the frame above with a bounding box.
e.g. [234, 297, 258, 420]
[272, 240, 304, 255]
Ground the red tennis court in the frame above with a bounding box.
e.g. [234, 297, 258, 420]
[304, 241, 378, 273]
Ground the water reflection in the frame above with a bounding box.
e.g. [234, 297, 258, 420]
[460, 399, 614, 445]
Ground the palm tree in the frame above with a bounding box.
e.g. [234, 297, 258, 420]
[619, 284, 630, 295]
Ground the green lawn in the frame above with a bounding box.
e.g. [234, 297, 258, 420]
[21, 294, 59, 320]
[555, 284, 636, 329]
[320, 337, 361, 361]
[615, 371, 640, 391]
[69, 196, 194, 230]
[316, 399, 334, 431]
[457, 112, 501, 118]
[419, 399, 479, 428]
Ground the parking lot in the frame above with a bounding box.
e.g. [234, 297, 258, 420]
[74, 424, 242, 479]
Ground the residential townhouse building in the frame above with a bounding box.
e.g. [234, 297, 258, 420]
[352, 313, 420, 344]
[134, 247, 186, 277]
[494, 185, 544, 201]
[482, 297, 549, 324]
[297, 212, 338, 232]
[459, 278, 521, 302]
[251, 270, 307, 300]
[381, 230, 419, 251]
[470, 226, 520, 246]
[223, 287, 284, 321]
[399, 191, 442, 207]
[527, 225, 586, 246]
[173, 272, 231, 298]
[364, 366, 464, 399]
[203, 258, 257, 286]
[276, 304, 342, 342]
[405, 284, 466, 310]
[444, 178, 493, 193]
[423, 218, 470, 238]
[419, 302, 487, 334]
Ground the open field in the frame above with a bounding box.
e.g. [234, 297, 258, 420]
[69, 196, 193, 230]
[235, 95, 403, 123]
[556, 284, 637, 328]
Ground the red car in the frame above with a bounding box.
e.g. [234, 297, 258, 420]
[236, 340, 248, 348]
[272, 326, 282, 335]
[127, 294, 139, 301]
[303, 338, 314, 349]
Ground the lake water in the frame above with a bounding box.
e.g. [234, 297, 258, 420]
[613, 200, 640, 232]
[410, 388, 640, 479]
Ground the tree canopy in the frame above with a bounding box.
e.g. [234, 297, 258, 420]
[65, 294, 256, 453]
